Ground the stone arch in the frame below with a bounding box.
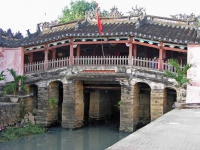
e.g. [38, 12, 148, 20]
[163, 87, 177, 114]
[26, 84, 38, 112]
[47, 80, 63, 126]
[134, 82, 151, 127]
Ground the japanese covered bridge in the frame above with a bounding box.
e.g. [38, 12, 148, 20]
[1, 6, 199, 131]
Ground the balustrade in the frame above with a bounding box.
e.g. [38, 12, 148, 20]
[24, 56, 184, 73]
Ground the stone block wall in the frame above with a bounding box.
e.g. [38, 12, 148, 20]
[74, 81, 84, 128]
[89, 90, 100, 119]
[99, 90, 112, 118]
[47, 82, 59, 125]
[0, 103, 20, 127]
[36, 87, 48, 126]
[62, 83, 74, 128]
[62, 81, 84, 129]
[25, 85, 38, 112]
[120, 84, 134, 132]
[89, 90, 112, 120]
[133, 84, 139, 127]
[151, 89, 164, 121]
[139, 92, 150, 124]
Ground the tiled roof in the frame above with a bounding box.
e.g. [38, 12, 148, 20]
[0, 28, 24, 48]
[1, 6, 200, 48]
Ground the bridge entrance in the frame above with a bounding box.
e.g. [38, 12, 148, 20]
[83, 81, 121, 126]
[137, 82, 151, 127]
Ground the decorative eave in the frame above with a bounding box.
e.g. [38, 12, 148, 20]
[2, 5, 200, 48]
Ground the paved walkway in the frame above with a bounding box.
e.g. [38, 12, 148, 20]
[106, 109, 200, 150]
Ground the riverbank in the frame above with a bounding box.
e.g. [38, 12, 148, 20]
[0, 122, 46, 143]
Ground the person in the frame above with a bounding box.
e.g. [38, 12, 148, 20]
[151, 56, 157, 68]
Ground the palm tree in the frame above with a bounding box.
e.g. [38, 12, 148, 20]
[163, 59, 194, 102]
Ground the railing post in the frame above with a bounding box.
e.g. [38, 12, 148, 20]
[128, 37, 133, 65]
[69, 38, 74, 65]
[44, 44, 49, 71]
[159, 42, 163, 70]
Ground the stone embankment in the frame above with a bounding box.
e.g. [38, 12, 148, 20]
[0, 85, 20, 128]
[106, 108, 200, 150]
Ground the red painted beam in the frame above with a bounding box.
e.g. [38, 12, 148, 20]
[163, 47, 187, 53]
[48, 42, 71, 50]
[24, 48, 45, 54]
[133, 41, 159, 49]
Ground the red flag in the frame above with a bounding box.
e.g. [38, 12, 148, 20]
[96, 4, 103, 34]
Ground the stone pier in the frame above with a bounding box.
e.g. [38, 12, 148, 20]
[62, 81, 84, 129]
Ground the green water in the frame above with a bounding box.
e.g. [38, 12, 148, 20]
[0, 124, 131, 150]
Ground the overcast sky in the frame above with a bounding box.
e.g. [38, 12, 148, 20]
[1, 0, 200, 36]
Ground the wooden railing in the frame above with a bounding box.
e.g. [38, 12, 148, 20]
[24, 61, 44, 73]
[162, 61, 185, 72]
[24, 56, 185, 73]
[132, 57, 159, 69]
[74, 56, 128, 65]
[48, 57, 69, 69]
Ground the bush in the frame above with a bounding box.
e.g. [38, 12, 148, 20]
[0, 122, 47, 143]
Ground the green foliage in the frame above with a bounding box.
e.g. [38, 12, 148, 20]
[19, 100, 27, 119]
[163, 59, 194, 87]
[58, 0, 108, 23]
[0, 122, 46, 143]
[48, 96, 56, 109]
[116, 100, 123, 109]
[3, 68, 27, 97]
[0, 71, 6, 81]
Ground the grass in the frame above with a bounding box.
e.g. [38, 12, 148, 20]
[0, 122, 47, 143]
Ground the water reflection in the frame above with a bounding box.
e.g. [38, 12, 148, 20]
[0, 124, 130, 150]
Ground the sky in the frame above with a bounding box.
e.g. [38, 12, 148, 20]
[1, 0, 200, 36]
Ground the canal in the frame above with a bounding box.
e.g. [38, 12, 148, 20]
[0, 123, 131, 150]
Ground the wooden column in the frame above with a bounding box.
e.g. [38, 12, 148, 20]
[69, 39, 74, 65]
[163, 49, 166, 59]
[44, 44, 49, 70]
[159, 42, 163, 70]
[133, 44, 137, 65]
[128, 37, 133, 65]
[77, 44, 80, 57]
[52, 49, 56, 60]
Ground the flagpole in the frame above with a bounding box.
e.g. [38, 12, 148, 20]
[96, 2, 105, 57]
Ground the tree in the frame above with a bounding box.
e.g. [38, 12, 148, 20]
[163, 59, 195, 102]
[58, 0, 107, 23]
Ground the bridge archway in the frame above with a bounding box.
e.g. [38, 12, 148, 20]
[135, 82, 151, 128]
[48, 80, 63, 125]
[26, 84, 38, 111]
[83, 81, 121, 125]
[163, 87, 177, 114]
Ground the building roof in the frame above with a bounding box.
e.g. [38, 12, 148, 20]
[1, 6, 200, 48]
